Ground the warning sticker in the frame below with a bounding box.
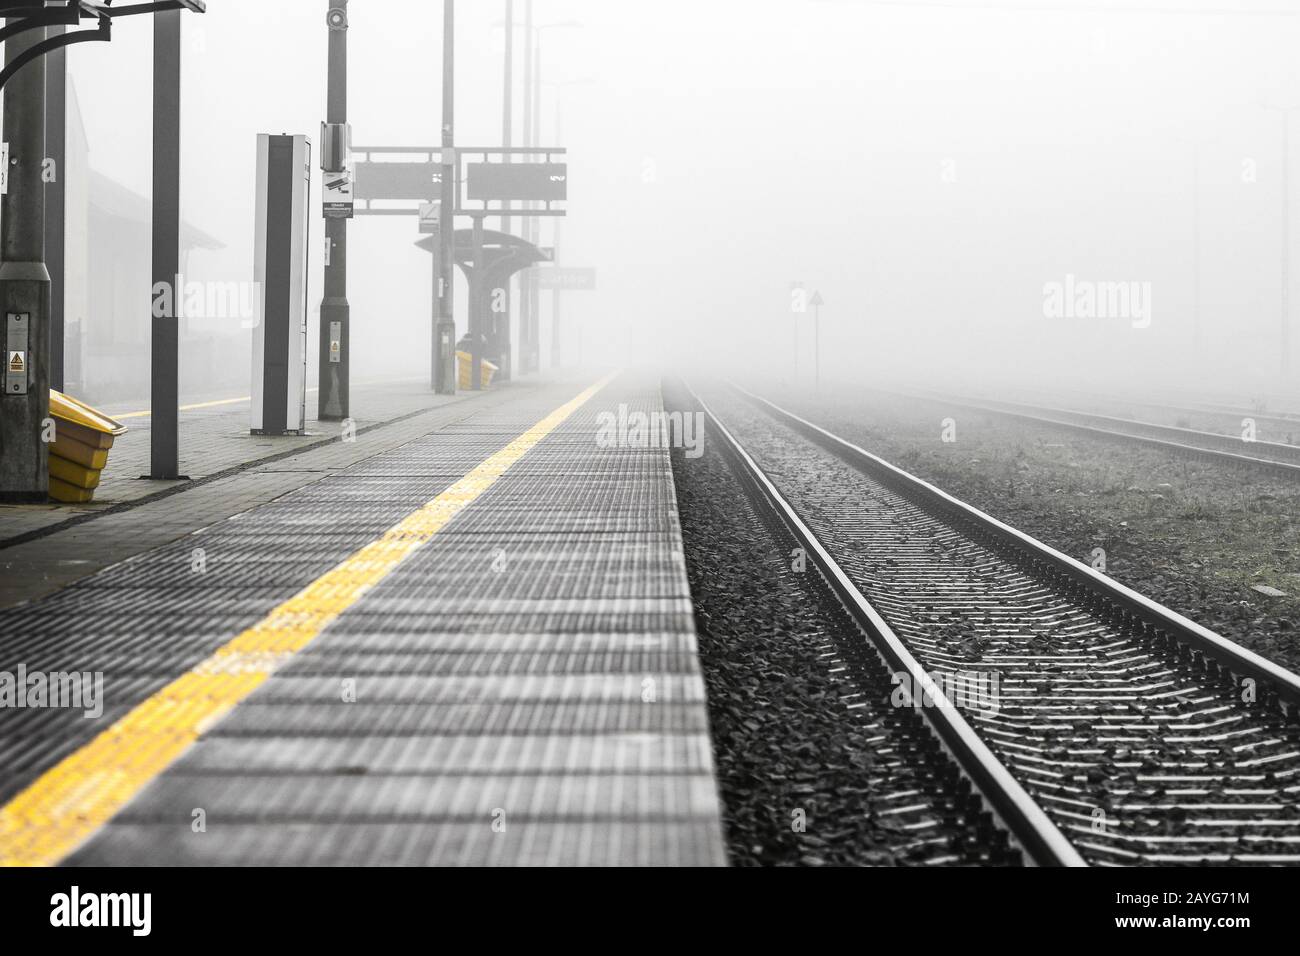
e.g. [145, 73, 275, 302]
[8, 350, 23, 373]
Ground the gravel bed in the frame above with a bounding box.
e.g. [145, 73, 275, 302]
[667, 390, 1008, 867]
[760, 382, 1300, 677]
[702, 385, 1300, 865]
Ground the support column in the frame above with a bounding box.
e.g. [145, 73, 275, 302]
[44, 35, 66, 393]
[434, 0, 457, 394]
[150, 10, 182, 479]
[0, 18, 51, 502]
[470, 214, 484, 389]
[498, 0, 513, 382]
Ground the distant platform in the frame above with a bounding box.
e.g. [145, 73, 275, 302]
[0, 371, 727, 866]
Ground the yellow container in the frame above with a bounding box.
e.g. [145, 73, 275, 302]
[47, 390, 127, 503]
[456, 350, 498, 390]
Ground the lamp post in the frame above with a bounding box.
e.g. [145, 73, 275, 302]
[497, 0, 513, 381]
[541, 75, 592, 368]
[434, 0, 457, 394]
[1262, 104, 1300, 383]
[516, 9, 581, 375]
[319, 0, 350, 420]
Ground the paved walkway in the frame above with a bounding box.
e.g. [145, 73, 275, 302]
[0, 370, 727, 866]
[0, 379, 471, 544]
[0, 381, 531, 607]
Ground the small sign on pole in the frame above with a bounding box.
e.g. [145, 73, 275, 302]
[323, 169, 354, 218]
[418, 201, 441, 234]
[0, 143, 8, 195]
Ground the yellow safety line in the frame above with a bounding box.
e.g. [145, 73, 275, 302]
[116, 395, 251, 419]
[114, 377, 429, 419]
[0, 373, 617, 867]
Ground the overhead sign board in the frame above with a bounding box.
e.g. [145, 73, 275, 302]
[536, 267, 595, 291]
[467, 162, 567, 202]
[353, 161, 443, 201]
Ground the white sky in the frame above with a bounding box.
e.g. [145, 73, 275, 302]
[61, 0, 1300, 394]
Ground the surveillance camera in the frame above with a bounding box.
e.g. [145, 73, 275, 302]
[327, 9, 348, 30]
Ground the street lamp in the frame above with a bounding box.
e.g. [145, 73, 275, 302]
[492, 9, 581, 376]
[319, 0, 351, 419]
[541, 75, 593, 369]
[520, 13, 581, 374]
[1260, 102, 1300, 383]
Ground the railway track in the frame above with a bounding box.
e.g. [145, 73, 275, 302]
[1103, 399, 1300, 441]
[982, 384, 1300, 434]
[913, 392, 1300, 479]
[688, 380, 1300, 866]
[1181, 400, 1300, 428]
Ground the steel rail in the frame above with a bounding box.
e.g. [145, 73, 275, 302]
[910, 390, 1300, 480]
[731, 383, 1300, 718]
[682, 381, 1087, 867]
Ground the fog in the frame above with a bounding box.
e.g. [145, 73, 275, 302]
[60, 0, 1300, 405]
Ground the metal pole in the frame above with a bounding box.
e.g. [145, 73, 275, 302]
[498, 0, 513, 382]
[813, 303, 820, 390]
[519, 0, 533, 375]
[151, 10, 182, 479]
[471, 214, 484, 389]
[1191, 143, 1200, 358]
[319, 0, 350, 420]
[550, 94, 562, 368]
[791, 302, 798, 382]
[1284, 113, 1291, 381]
[0, 18, 50, 502]
[434, 0, 457, 394]
[44, 33, 66, 394]
[527, 23, 542, 374]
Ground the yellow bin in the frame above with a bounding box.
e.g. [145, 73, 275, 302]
[456, 350, 498, 390]
[47, 390, 128, 503]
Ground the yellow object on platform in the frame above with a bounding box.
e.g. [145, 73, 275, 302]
[456, 350, 498, 390]
[47, 390, 127, 503]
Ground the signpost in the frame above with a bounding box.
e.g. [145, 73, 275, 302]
[350, 143, 567, 389]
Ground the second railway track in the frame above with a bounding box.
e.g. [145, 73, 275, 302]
[687, 380, 1300, 866]
[911, 392, 1300, 479]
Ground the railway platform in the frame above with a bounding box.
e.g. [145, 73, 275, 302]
[0, 371, 727, 866]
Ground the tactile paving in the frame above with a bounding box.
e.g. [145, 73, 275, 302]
[1, 374, 726, 865]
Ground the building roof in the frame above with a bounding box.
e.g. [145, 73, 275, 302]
[89, 171, 225, 252]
